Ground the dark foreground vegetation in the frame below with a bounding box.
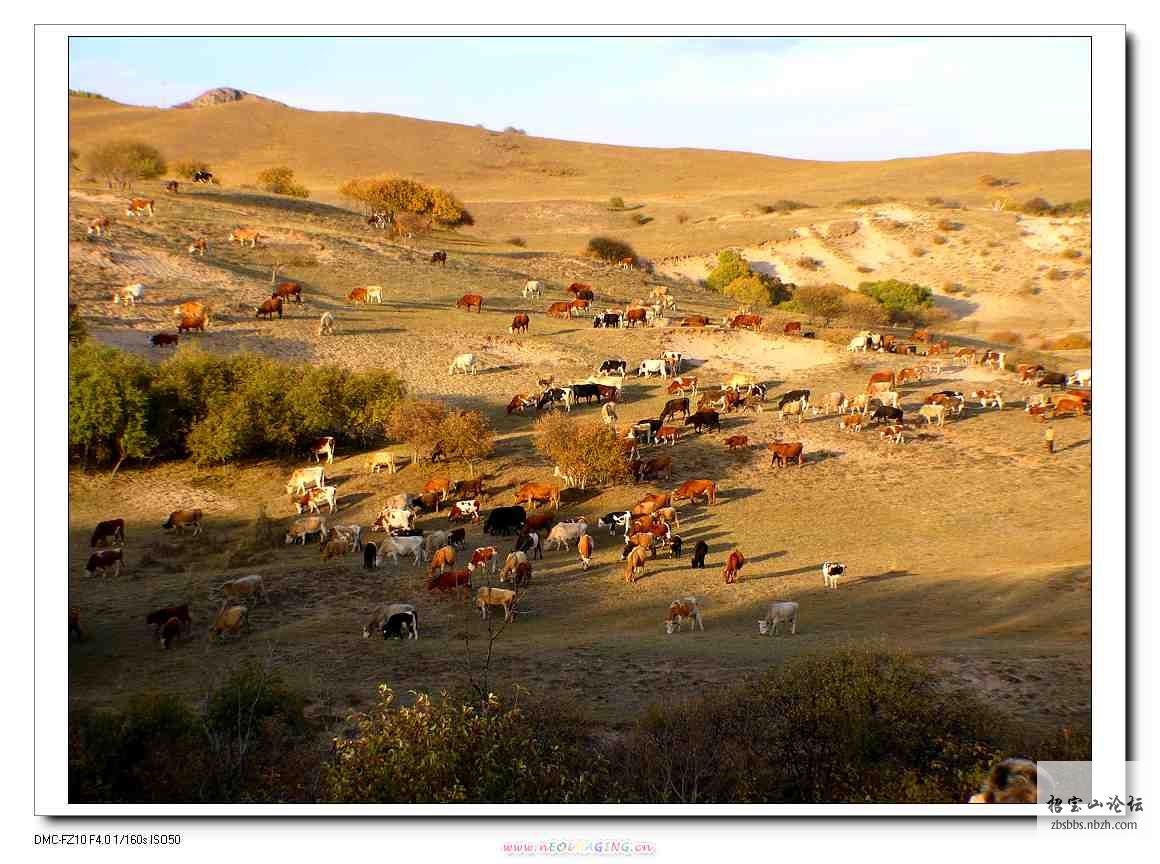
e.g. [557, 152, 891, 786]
[69, 649, 1089, 804]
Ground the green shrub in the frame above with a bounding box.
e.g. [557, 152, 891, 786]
[324, 689, 611, 803]
[69, 343, 155, 471]
[790, 283, 848, 325]
[706, 250, 751, 293]
[172, 159, 211, 180]
[705, 251, 792, 306]
[585, 236, 636, 263]
[858, 279, 934, 324]
[85, 140, 167, 190]
[257, 166, 310, 198]
[68, 305, 86, 345]
[608, 196, 626, 210]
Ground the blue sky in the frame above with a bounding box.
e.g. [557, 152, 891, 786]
[68, 36, 1091, 160]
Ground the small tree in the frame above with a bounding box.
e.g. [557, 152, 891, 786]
[706, 250, 751, 293]
[438, 409, 495, 479]
[173, 159, 211, 180]
[257, 166, 309, 198]
[69, 343, 155, 473]
[858, 279, 934, 324]
[86, 140, 167, 190]
[534, 414, 630, 489]
[608, 196, 626, 210]
[386, 399, 448, 466]
[792, 284, 847, 325]
[585, 236, 636, 263]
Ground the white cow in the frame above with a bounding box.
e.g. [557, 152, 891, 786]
[422, 530, 450, 561]
[318, 311, 336, 336]
[1069, 368, 1092, 387]
[113, 283, 145, 306]
[296, 485, 337, 515]
[285, 466, 325, 496]
[375, 535, 423, 568]
[813, 391, 849, 416]
[638, 358, 668, 379]
[382, 507, 415, 532]
[365, 286, 384, 304]
[918, 404, 947, 427]
[523, 280, 544, 299]
[546, 518, 588, 552]
[757, 601, 800, 636]
[846, 334, 870, 352]
[449, 353, 479, 375]
[328, 524, 363, 551]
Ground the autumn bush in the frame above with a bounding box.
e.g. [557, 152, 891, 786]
[535, 414, 630, 489]
[1041, 333, 1092, 350]
[797, 255, 824, 271]
[85, 140, 167, 190]
[585, 236, 637, 263]
[257, 166, 310, 198]
[858, 279, 934, 324]
[339, 175, 471, 226]
[785, 283, 848, 325]
[172, 159, 211, 180]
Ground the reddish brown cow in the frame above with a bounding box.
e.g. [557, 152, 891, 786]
[866, 370, 895, 391]
[456, 293, 483, 313]
[524, 510, 556, 533]
[427, 545, 457, 576]
[655, 426, 680, 447]
[90, 518, 125, 548]
[680, 315, 710, 328]
[567, 283, 591, 296]
[1051, 396, 1086, 418]
[547, 301, 572, 319]
[730, 314, 763, 330]
[126, 198, 154, 217]
[784, 321, 802, 335]
[510, 313, 530, 334]
[273, 281, 302, 303]
[569, 298, 591, 314]
[515, 482, 560, 510]
[506, 393, 536, 415]
[636, 455, 673, 481]
[667, 376, 698, 395]
[147, 604, 192, 636]
[426, 568, 472, 599]
[672, 479, 717, 506]
[255, 296, 283, 319]
[660, 397, 691, 423]
[769, 442, 805, 467]
[624, 307, 648, 327]
[722, 549, 746, 584]
[725, 435, 749, 450]
[151, 333, 179, 347]
[85, 548, 123, 578]
[423, 477, 454, 501]
[348, 287, 369, 304]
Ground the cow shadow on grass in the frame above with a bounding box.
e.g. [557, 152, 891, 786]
[857, 569, 911, 585]
[338, 326, 405, 337]
[339, 491, 375, 509]
[477, 363, 526, 376]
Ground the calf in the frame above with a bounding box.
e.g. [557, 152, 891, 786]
[918, 404, 947, 427]
[147, 604, 192, 638]
[285, 516, 328, 545]
[725, 435, 749, 450]
[839, 413, 864, 433]
[971, 389, 1005, 410]
[665, 596, 705, 634]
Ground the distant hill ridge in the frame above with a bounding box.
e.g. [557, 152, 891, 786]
[173, 87, 284, 109]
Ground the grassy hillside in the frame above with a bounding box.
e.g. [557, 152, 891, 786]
[67, 93, 1091, 205]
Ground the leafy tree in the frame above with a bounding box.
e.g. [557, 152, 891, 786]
[68, 343, 155, 473]
[706, 250, 751, 294]
[791, 284, 847, 325]
[858, 279, 934, 323]
[534, 414, 630, 489]
[85, 140, 167, 190]
[386, 399, 449, 466]
[338, 175, 471, 226]
[172, 159, 211, 180]
[437, 409, 494, 479]
[585, 236, 636, 264]
[257, 166, 309, 198]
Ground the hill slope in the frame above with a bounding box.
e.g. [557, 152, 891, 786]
[67, 92, 1091, 205]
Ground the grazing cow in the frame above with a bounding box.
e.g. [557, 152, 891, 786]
[576, 534, 595, 570]
[427, 544, 457, 576]
[665, 596, 704, 634]
[1037, 371, 1069, 389]
[623, 545, 649, 583]
[729, 314, 763, 330]
[523, 280, 544, 299]
[112, 283, 145, 306]
[667, 375, 698, 396]
[126, 198, 154, 217]
[456, 293, 483, 313]
[599, 359, 628, 377]
[376, 506, 416, 533]
[365, 450, 400, 477]
[187, 237, 208, 256]
[895, 367, 921, 386]
[624, 307, 648, 328]
[230, 228, 260, 247]
[757, 601, 799, 636]
[784, 321, 803, 336]
[621, 532, 656, 561]
[467, 546, 499, 576]
[221, 574, 267, 604]
[284, 516, 328, 545]
[151, 332, 180, 348]
[672, 479, 718, 506]
[1051, 396, 1087, 418]
[722, 549, 745, 584]
[567, 282, 591, 296]
[569, 383, 601, 405]
[159, 616, 184, 649]
[870, 405, 904, 425]
[176, 301, 209, 334]
[475, 587, 518, 622]
[498, 551, 529, 583]
[449, 499, 482, 524]
[285, 466, 325, 496]
[87, 216, 113, 236]
[272, 282, 302, 305]
[515, 482, 561, 510]
[631, 492, 670, 516]
[506, 392, 538, 415]
[919, 404, 947, 427]
[208, 605, 249, 640]
[449, 353, 479, 375]
[814, 392, 848, 416]
[769, 442, 805, 467]
[569, 298, 591, 316]
[594, 311, 622, 328]
[484, 505, 527, 536]
[84, 548, 123, 578]
[364, 604, 420, 640]
[255, 296, 283, 319]
[310, 436, 336, 464]
[659, 397, 691, 424]
[597, 511, 631, 535]
[377, 535, 424, 567]
[879, 423, 906, 445]
[691, 540, 709, 569]
[779, 398, 808, 423]
[295, 485, 337, 515]
[431, 250, 447, 266]
[547, 300, 573, 319]
[927, 391, 966, 415]
[655, 426, 680, 447]
[821, 561, 846, 590]
[546, 518, 588, 551]
[509, 313, 530, 335]
[327, 524, 363, 551]
[725, 434, 749, 451]
[866, 371, 896, 392]
[628, 418, 662, 447]
[348, 287, 369, 304]
[162, 509, 203, 536]
[636, 455, 673, 481]
[420, 477, 455, 502]
[971, 389, 1005, 409]
[90, 518, 125, 548]
[147, 604, 192, 637]
[839, 413, 864, 433]
[321, 538, 351, 561]
[680, 314, 710, 328]
[428, 568, 472, 599]
[684, 410, 721, 434]
[638, 358, 667, 378]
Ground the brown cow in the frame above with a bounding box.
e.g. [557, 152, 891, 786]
[255, 296, 283, 319]
[427, 568, 471, 599]
[162, 509, 203, 536]
[87, 216, 113, 237]
[722, 549, 746, 584]
[187, 237, 208, 256]
[348, 287, 369, 304]
[165, 180, 179, 194]
[524, 509, 556, 533]
[784, 321, 802, 335]
[655, 426, 680, 447]
[1051, 396, 1086, 418]
[456, 293, 483, 313]
[126, 198, 154, 217]
[230, 228, 260, 247]
[769, 442, 805, 467]
[147, 604, 192, 636]
[273, 282, 302, 304]
[151, 333, 179, 347]
[547, 301, 572, 319]
[730, 314, 763, 330]
[569, 298, 591, 316]
[636, 455, 673, 481]
[567, 283, 592, 296]
[427, 545, 457, 576]
[659, 397, 691, 424]
[423, 477, 455, 501]
[866, 370, 895, 391]
[680, 315, 710, 328]
[510, 313, 530, 334]
[623, 545, 649, 583]
[667, 376, 698, 395]
[515, 482, 560, 510]
[85, 548, 123, 578]
[506, 393, 537, 415]
[725, 435, 749, 450]
[630, 492, 672, 517]
[672, 479, 717, 506]
[624, 307, 648, 328]
[90, 518, 125, 548]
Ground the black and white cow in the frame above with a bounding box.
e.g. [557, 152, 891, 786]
[599, 359, 628, 375]
[776, 389, 811, 410]
[597, 511, 632, 535]
[821, 561, 846, 590]
[192, 170, 213, 184]
[870, 405, 904, 425]
[382, 604, 420, 640]
[593, 312, 622, 329]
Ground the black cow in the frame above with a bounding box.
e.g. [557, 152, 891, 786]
[515, 530, 543, 559]
[593, 313, 621, 329]
[363, 542, 378, 570]
[685, 410, 721, 433]
[1037, 372, 1069, 389]
[691, 540, 709, 569]
[776, 389, 811, 410]
[382, 609, 419, 640]
[192, 170, 213, 184]
[597, 511, 631, 535]
[570, 383, 601, 404]
[537, 388, 570, 411]
[631, 418, 663, 445]
[871, 405, 904, 424]
[669, 535, 684, 559]
[485, 506, 527, 536]
[599, 359, 628, 375]
[430, 250, 447, 266]
[448, 527, 466, 549]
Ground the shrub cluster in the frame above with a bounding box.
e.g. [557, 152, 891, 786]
[1015, 197, 1091, 217]
[339, 175, 471, 226]
[172, 159, 211, 180]
[86, 140, 167, 190]
[534, 414, 631, 489]
[256, 166, 310, 198]
[756, 200, 813, 214]
[1041, 333, 1092, 350]
[69, 345, 406, 469]
[705, 251, 794, 307]
[385, 399, 495, 476]
[585, 236, 636, 263]
[858, 279, 935, 324]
